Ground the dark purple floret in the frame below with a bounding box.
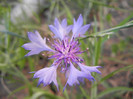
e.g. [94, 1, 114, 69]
[50, 38, 83, 65]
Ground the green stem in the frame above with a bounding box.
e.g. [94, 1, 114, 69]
[79, 85, 90, 99]
[80, 20, 133, 40]
[91, 38, 102, 99]
[91, 4, 103, 98]
[58, 78, 69, 99]
[12, 65, 33, 96]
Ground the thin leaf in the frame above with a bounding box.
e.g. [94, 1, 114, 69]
[8, 85, 27, 98]
[118, 13, 133, 26]
[31, 88, 64, 99]
[80, 32, 114, 38]
[94, 65, 133, 87]
[79, 85, 90, 99]
[60, 0, 73, 23]
[58, 78, 69, 99]
[31, 91, 63, 99]
[87, 0, 128, 12]
[81, 21, 133, 40]
[97, 87, 133, 98]
[0, 31, 27, 40]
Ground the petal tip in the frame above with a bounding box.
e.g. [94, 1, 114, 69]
[97, 66, 103, 68]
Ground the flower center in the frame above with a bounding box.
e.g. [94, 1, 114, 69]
[51, 38, 83, 64]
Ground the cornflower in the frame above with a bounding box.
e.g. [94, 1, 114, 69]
[22, 14, 102, 91]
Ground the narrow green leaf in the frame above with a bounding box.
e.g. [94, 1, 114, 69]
[87, 0, 128, 12]
[58, 78, 69, 99]
[80, 32, 114, 38]
[31, 91, 46, 99]
[0, 31, 27, 40]
[118, 13, 133, 26]
[94, 65, 133, 87]
[17, 39, 26, 70]
[80, 40, 90, 65]
[8, 85, 27, 98]
[30, 89, 63, 99]
[60, 0, 73, 23]
[28, 57, 35, 71]
[97, 87, 133, 98]
[79, 85, 90, 99]
[81, 21, 133, 40]
[94, 37, 102, 65]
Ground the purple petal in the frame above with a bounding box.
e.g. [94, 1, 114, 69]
[77, 62, 102, 74]
[78, 24, 90, 36]
[72, 14, 83, 34]
[49, 18, 72, 40]
[49, 25, 64, 40]
[63, 62, 94, 91]
[24, 49, 44, 56]
[28, 31, 45, 44]
[34, 30, 42, 38]
[73, 18, 76, 25]
[61, 18, 67, 28]
[49, 25, 62, 39]
[22, 31, 53, 56]
[78, 77, 84, 84]
[66, 25, 73, 34]
[49, 25, 60, 37]
[76, 14, 83, 28]
[32, 65, 59, 90]
[72, 14, 90, 39]
[54, 18, 60, 29]
[29, 71, 35, 73]
[27, 32, 37, 42]
[22, 43, 34, 50]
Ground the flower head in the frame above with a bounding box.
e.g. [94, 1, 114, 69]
[22, 14, 101, 91]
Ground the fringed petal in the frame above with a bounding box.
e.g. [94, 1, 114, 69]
[49, 18, 72, 40]
[72, 14, 90, 38]
[22, 31, 52, 56]
[77, 62, 102, 74]
[63, 62, 94, 91]
[32, 65, 59, 90]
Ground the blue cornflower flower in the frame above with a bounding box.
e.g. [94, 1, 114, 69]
[22, 14, 102, 91]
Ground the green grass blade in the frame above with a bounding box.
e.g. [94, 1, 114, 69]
[0, 31, 27, 40]
[87, 0, 128, 12]
[96, 65, 133, 86]
[79, 85, 90, 99]
[29, 88, 64, 99]
[31, 91, 63, 99]
[97, 87, 133, 98]
[8, 85, 27, 98]
[60, 0, 73, 23]
[58, 78, 69, 99]
[118, 12, 133, 26]
[81, 20, 133, 40]
[80, 32, 114, 38]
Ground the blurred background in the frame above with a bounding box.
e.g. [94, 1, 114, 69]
[0, 0, 133, 99]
